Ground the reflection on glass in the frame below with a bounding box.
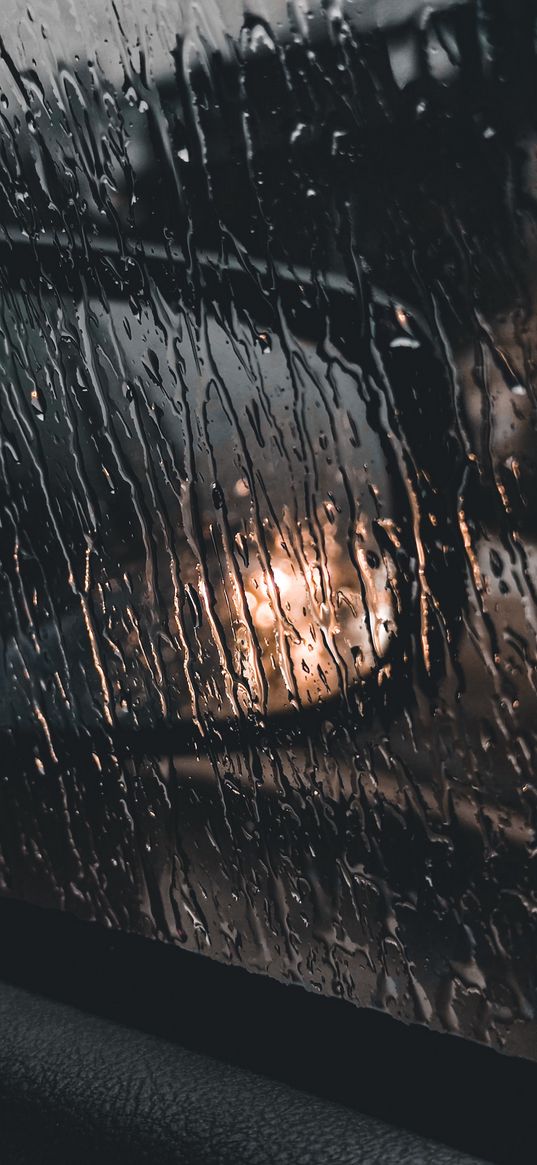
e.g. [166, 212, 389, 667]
[0, 0, 535, 1057]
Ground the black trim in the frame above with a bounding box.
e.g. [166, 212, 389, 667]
[0, 976, 482, 1165]
[0, 896, 534, 1164]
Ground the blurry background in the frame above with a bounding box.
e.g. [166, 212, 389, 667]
[0, 0, 535, 1057]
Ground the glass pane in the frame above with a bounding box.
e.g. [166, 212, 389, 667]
[0, 0, 535, 1056]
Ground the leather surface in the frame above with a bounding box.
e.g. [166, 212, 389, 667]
[0, 980, 485, 1165]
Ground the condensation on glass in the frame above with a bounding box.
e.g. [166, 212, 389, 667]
[0, 0, 535, 1055]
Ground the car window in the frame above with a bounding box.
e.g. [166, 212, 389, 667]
[0, 0, 535, 1057]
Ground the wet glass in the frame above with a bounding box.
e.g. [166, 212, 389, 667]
[0, 0, 536, 1056]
